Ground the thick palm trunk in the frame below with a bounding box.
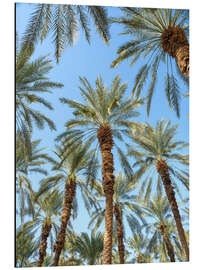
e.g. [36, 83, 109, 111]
[156, 159, 189, 261]
[160, 224, 175, 262]
[161, 25, 189, 77]
[175, 45, 189, 77]
[97, 126, 115, 264]
[38, 223, 52, 267]
[114, 203, 125, 264]
[52, 178, 76, 266]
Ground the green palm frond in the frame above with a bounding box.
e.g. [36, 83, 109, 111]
[111, 7, 189, 117]
[22, 4, 110, 62]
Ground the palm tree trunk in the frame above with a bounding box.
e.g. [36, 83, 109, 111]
[160, 224, 175, 262]
[52, 178, 76, 266]
[97, 126, 115, 264]
[161, 25, 189, 77]
[38, 223, 52, 267]
[156, 159, 189, 261]
[176, 44, 189, 77]
[114, 203, 125, 264]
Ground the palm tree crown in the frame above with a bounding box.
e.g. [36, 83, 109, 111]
[16, 48, 63, 156]
[21, 3, 110, 62]
[128, 119, 189, 200]
[111, 7, 189, 117]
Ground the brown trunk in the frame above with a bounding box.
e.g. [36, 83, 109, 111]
[38, 223, 52, 267]
[137, 254, 144, 263]
[97, 126, 115, 264]
[176, 45, 189, 76]
[156, 159, 189, 261]
[160, 224, 175, 262]
[114, 203, 125, 264]
[52, 178, 76, 266]
[161, 25, 189, 77]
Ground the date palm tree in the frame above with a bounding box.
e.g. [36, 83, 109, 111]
[57, 74, 143, 264]
[127, 120, 189, 260]
[141, 192, 181, 262]
[16, 47, 63, 157]
[111, 7, 189, 117]
[19, 189, 62, 267]
[71, 231, 104, 265]
[16, 133, 51, 226]
[127, 233, 152, 263]
[38, 142, 99, 266]
[89, 172, 144, 264]
[21, 3, 110, 62]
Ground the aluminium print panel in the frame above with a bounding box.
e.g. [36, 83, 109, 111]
[15, 1, 189, 267]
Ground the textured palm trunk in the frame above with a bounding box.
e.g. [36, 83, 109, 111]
[38, 223, 52, 267]
[156, 159, 189, 261]
[52, 178, 76, 266]
[137, 254, 144, 263]
[175, 45, 189, 77]
[161, 25, 189, 77]
[160, 224, 175, 262]
[114, 203, 125, 264]
[97, 126, 115, 264]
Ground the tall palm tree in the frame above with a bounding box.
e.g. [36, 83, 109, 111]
[141, 192, 182, 262]
[127, 233, 152, 263]
[57, 74, 143, 264]
[89, 172, 145, 264]
[21, 3, 110, 62]
[16, 47, 63, 157]
[16, 134, 51, 225]
[20, 190, 62, 267]
[127, 120, 189, 260]
[38, 142, 99, 266]
[111, 7, 189, 117]
[71, 231, 104, 265]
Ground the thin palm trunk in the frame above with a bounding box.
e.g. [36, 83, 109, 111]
[160, 224, 175, 262]
[156, 159, 189, 261]
[52, 178, 76, 266]
[38, 223, 52, 267]
[114, 203, 125, 264]
[97, 126, 115, 264]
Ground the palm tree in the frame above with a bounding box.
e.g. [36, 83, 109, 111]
[127, 233, 152, 263]
[127, 120, 189, 260]
[89, 172, 145, 264]
[38, 142, 99, 266]
[16, 47, 63, 157]
[20, 190, 62, 267]
[111, 7, 189, 117]
[71, 231, 104, 265]
[57, 74, 143, 264]
[16, 225, 38, 267]
[141, 192, 181, 262]
[21, 3, 110, 62]
[16, 134, 51, 226]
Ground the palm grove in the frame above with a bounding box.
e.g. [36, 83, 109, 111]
[16, 4, 189, 267]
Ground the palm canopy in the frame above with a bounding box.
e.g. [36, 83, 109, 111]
[20, 190, 63, 261]
[16, 47, 63, 156]
[16, 134, 52, 224]
[38, 141, 99, 218]
[21, 3, 110, 62]
[111, 7, 189, 117]
[56, 75, 143, 178]
[127, 120, 189, 201]
[70, 231, 104, 265]
[88, 172, 145, 235]
[141, 193, 184, 261]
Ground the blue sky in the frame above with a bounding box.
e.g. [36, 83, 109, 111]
[16, 2, 189, 249]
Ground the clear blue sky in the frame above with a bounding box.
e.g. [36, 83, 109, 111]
[16, 2, 189, 245]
